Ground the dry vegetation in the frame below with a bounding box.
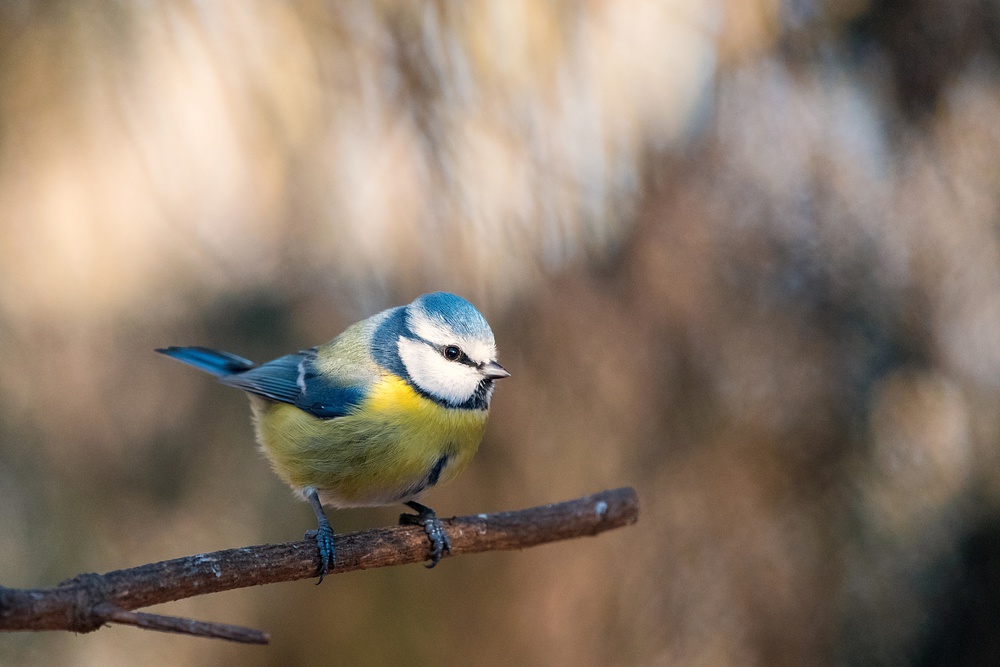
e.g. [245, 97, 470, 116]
[2, 1, 1000, 665]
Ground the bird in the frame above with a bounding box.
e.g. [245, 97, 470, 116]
[157, 292, 509, 581]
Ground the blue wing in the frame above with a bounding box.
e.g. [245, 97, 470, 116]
[158, 346, 365, 419]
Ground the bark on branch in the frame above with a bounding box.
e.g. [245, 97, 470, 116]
[0, 487, 638, 645]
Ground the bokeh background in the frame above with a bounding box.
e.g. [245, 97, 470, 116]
[3, 1, 1000, 665]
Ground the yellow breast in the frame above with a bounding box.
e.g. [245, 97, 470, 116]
[252, 374, 489, 508]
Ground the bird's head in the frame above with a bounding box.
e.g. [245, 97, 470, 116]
[378, 292, 509, 410]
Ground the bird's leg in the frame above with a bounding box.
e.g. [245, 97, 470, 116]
[304, 488, 336, 584]
[400, 501, 452, 568]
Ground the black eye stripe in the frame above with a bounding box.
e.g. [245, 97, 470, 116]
[440, 345, 476, 366]
[411, 335, 478, 366]
[442, 344, 476, 366]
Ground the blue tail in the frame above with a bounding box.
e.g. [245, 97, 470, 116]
[156, 346, 255, 377]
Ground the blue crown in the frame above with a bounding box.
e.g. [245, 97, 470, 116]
[413, 292, 491, 338]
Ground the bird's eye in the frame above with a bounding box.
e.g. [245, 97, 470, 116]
[443, 345, 462, 361]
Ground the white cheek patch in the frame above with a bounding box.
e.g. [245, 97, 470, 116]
[398, 337, 485, 405]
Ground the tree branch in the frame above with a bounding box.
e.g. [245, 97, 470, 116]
[0, 487, 638, 645]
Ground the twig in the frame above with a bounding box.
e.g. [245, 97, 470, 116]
[0, 487, 638, 645]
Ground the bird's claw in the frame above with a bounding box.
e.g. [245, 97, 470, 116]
[400, 505, 451, 568]
[306, 523, 337, 584]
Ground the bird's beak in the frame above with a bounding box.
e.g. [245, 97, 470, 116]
[481, 360, 511, 380]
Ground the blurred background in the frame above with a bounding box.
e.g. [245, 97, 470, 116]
[3, 0, 1000, 664]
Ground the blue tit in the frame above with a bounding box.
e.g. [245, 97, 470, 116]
[158, 292, 509, 580]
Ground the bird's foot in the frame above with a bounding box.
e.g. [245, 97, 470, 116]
[305, 488, 336, 584]
[400, 501, 452, 568]
[305, 522, 337, 583]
